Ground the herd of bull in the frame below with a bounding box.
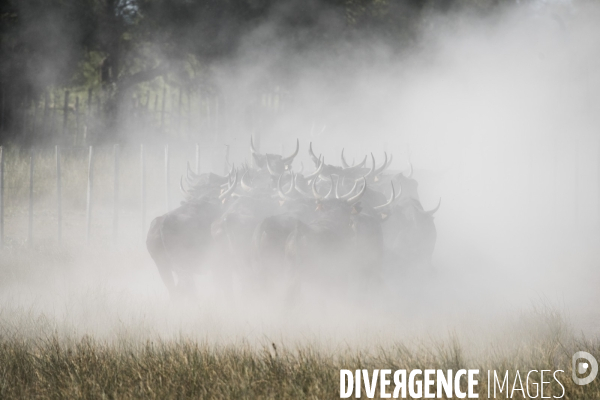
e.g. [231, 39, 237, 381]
[146, 139, 441, 299]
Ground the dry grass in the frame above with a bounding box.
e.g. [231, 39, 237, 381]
[0, 326, 598, 399]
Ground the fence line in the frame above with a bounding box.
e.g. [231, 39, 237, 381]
[0, 138, 597, 249]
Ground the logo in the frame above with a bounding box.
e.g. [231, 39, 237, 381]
[572, 351, 598, 386]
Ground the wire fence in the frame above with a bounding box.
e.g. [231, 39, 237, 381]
[0, 133, 599, 250]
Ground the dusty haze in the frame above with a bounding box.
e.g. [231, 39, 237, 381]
[1, 0, 599, 352]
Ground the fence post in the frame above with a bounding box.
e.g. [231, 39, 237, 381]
[215, 95, 220, 140]
[0, 146, 4, 248]
[165, 144, 170, 212]
[113, 144, 119, 244]
[21, 96, 28, 137]
[31, 98, 37, 139]
[177, 87, 182, 136]
[224, 144, 229, 175]
[56, 146, 62, 244]
[42, 91, 49, 136]
[87, 88, 93, 117]
[153, 94, 158, 127]
[0, 88, 4, 132]
[140, 144, 146, 242]
[21, 99, 27, 137]
[28, 148, 34, 247]
[160, 87, 166, 134]
[196, 143, 200, 174]
[86, 146, 94, 243]
[75, 96, 80, 145]
[62, 90, 69, 141]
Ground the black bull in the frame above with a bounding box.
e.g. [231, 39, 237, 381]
[146, 141, 440, 299]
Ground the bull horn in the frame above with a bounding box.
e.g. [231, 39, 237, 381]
[278, 173, 297, 200]
[219, 172, 238, 200]
[311, 177, 333, 200]
[187, 162, 197, 180]
[386, 153, 394, 169]
[357, 155, 375, 182]
[407, 162, 413, 178]
[325, 176, 334, 198]
[395, 180, 403, 200]
[286, 173, 295, 195]
[180, 176, 189, 195]
[240, 170, 253, 192]
[298, 162, 304, 174]
[337, 178, 359, 200]
[308, 142, 320, 166]
[423, 198, 441, 216]
[341, 149, 350, 168]
[304, 156, 324, 180]
[374, 182, 397, 210]
[281, 138, 299, 165]
[343, 155, 367, 171]
[374, 152, 388, 176]
[250, 136, 259, 154]
[346, 177, 367, 204]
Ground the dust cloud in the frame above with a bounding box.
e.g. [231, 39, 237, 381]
[2, 0, 600, 349]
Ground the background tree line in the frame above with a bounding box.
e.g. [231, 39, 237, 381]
[0, 0, 505, 145]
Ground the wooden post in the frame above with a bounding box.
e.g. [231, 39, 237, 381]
[31, 98, 37, 138]
[0, 87, 4, 132]
[0, 146, 4, 248]
[215, 95, 220, 139]
[160, 87, 166, 134]
[165, 144, 170, 212]
[42, 91, 49, 136]
[206, 97, 211, 133]
[153, 94, 158, 126]
[56, 146, 62, 243]
[28, 148, 34, 246]
[86, 146, 94, 243]
[140, 144, 146, 242]
[195, 143, 200, 174]
[75, 96, 80, 145]
[62, 90, 69, 140]
[177, 87, 182, 136]
[21, 99, 27, 137]
[50, 91, 57, 136]
[87, 88, 93, 116]
[113, 144, 119, 244]
[574, 138, 579, 228]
